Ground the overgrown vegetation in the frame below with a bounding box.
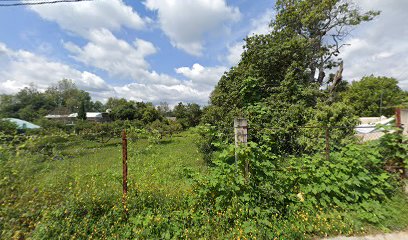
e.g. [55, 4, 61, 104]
[1, 0, 408, 239]
[1, 121, 407, 239]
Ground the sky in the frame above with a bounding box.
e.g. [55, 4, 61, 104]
[0, 0, 407, 106]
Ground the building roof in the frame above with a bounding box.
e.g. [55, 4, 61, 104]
[45, 114, 69, 119]
[355, 116, 394, 134]
[3, 118, 41, 129]
[68, 112, 103, 118]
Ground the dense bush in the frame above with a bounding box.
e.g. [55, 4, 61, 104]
[0, 119, 18, 135]
[187, 138, 402, 238]
[1, 127, 407, 239]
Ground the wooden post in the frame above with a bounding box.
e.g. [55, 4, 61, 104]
[122, 129, 128, 217]
[234, 118, 248, 179]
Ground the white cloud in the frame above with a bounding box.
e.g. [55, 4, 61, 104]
[115, 82, 209, 105]
[29, 0, 146, 38]
[225, 8, 273, 66]
[226, 42, 244, 66]
[109, 62, 227, 105]
[64, 29, 183, 86]
[248, 8, 273, 36]
[339, 0, 408, 90]
[0, 43, 215, 105]
[0, 42, 113, 100]
[144, 0, 240, 56]
[176, 63, 226, 90]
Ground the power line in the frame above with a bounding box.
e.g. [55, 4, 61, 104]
[0, 0, 92, 7]
[0, 0, 53, 2]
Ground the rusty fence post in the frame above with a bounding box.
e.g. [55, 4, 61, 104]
[325, 126, 330, 161]
[395, 108, 402, 128]
[122, 129, 128, 216]
[234, 118, 248, 180]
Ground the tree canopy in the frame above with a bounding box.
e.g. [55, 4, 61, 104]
[341, 76, 408, 117]
[202, 0, 379, 156]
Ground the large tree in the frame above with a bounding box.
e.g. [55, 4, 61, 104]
[0, 86, 56, 121]
[174, 102, 202, 129]
[203, 0, 378, 156]
[0, 79, 104, 121]
[209, 0, 379, 111]
[45, 79, 93, 114]
[341, 76, 408, 117]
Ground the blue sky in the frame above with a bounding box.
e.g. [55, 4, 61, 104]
[0, 0, 407, 106]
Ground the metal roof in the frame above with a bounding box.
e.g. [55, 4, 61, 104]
[3, 118, 41, 129]
[68, 112, 104, 118]
[355, 117, 394, 134]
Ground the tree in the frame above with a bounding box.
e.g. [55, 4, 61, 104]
[341, 76, 407, 117]
[174, 102, 187, 119]
[173, 102, 202, 129]
[106, 98, 137, 120]
[0, 79, 102, 122]
[142, 103, 161, 124]
[186, 103, 202, 127]
[272, 0, 379, 85]
[77, 100, 87, 120]
[90, 101, 105, 112]
[157, 102, 171, 117]
[45, 79, 92, 114]
[0, 86, 56, 121]
[202, 0, 379, 157]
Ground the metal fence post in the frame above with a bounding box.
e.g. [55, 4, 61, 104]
[395, 108, 401, 128]
[122, 129, 128, 217]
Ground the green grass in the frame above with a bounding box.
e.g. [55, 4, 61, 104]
[2, 130, 408, 239]
[29, 130, 205, 194]
[0, 130, 206, 239]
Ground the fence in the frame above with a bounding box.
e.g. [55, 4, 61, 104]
[231, 116, 408, 180]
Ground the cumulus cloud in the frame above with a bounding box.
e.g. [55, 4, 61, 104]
[226, 42, 245, 66]
[0, 42, 113, 100]
[176, 63, 227, 90]
[114, 82, 209, 105]
[0, 43, 216, 105]
[339, 0, 408, 90]
[144, 0, 240, 56]
[64, 29, 183, 86]
[29, 0, 146, 38]
[226, 8, 273, 65]
[111, 63, 227, 105]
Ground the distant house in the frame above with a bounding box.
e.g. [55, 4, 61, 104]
[355, 116, 394, 142]
[68, 112, 110, 122]
[45, 112, 110, 123]
[3, 118, 41, 129]
[45, 114, 71, 122]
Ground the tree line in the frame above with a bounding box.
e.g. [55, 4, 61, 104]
[0, 79, 203, 130]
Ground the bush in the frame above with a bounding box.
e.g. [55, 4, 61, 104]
[18, 134, 69, 157]
[0, 119, 18, 135]
[186, 133, 404, 238]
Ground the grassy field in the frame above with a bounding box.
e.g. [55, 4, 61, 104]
[2, 129, 408, 239]
[1, 130, 207, 239]
[41, 130, 206, 196]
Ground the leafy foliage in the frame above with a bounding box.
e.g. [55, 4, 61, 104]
[77, 100, 87, 120]
[202, 0, 379, 159]
[341, 76, 408, 117]
[173, 102, 203, 129]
